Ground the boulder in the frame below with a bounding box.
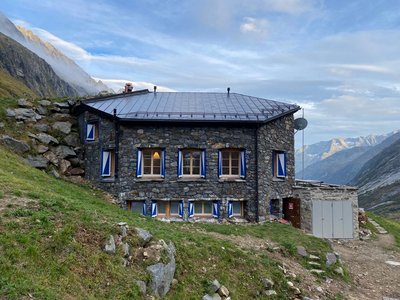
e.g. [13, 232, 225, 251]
[54, 145, 76, 159]
[69, 167, 84, 175]
[53, 113, 71, 121]
[0, 122, 4, 128]
[52, 121, 72, 134]
[33, 123, 49, 133]
[202, 294, 221, 300]
[54, 102, 69, 108]
[64, 133, 80, 147]
[39, 100, 51, 106]
[43, 151, 59, 166]
[17, 98, 33, 108]
[37, 145, 49, 154]
[218, 286, 229, 297]
[14, 108, 37, 121]
[123, 242, 129, 258]
[135, 228, 153, 245]
[36, 106, 48, 116]
[297, 246, 308, 257]
[263, 290, 277, 296]
[326, 252, 337, 266]
[25, 155, 48, 169]
[334, 267, 344, 276]
[0, 135, 30, 154]
[35, 133, 59, 145]
[59, 159, 71, 174]
[146, 241, 176, 297]
[210, 279, 221, 293]
[104, 235, 116, 254]
[261, 278, 274, 289]
[6, 108, 16, 117]
[68, 157, 81, 167]
[136, 280, 147, 295]
[67, 99, 77, 107]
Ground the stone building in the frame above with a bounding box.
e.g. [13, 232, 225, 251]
[75, 88, 359, 239]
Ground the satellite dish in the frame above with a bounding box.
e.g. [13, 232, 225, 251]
[294, 117, 308, 130]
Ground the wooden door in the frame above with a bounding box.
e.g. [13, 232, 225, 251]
[283, 198, 301, 228]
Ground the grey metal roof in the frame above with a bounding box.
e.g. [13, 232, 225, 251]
[82, 90, 300, 123]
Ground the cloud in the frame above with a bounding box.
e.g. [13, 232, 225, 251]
[240, 17, 269, 36]
[327, 64, 392, 76]
[262, 0, 319, 15]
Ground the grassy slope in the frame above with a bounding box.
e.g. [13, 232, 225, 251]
[0, 145, 339, 299]
[368, 213, 400, 247]
[0, 69, 37, 98]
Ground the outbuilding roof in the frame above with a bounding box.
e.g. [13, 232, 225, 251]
[80, 89, 300, 124]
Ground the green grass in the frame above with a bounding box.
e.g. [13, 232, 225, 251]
[368, 212, 400, 247]
[0, 145, 339, 299]
[0, 69, 37, 99]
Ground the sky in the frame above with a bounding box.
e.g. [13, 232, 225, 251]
[1, 0, 400, 146]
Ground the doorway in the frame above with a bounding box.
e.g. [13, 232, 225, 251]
[282, 198, 301, 228]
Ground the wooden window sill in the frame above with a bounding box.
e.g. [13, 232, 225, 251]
[178, 177, 204, 182]
[138, 177, 164, 182]
[218, 177, 246, 182]
[273, 177, 286, 182]
[100, 177, 115, 183]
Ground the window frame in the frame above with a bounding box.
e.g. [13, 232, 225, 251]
[86, 122, 98, 141]
[232, 201, 244, 217]
[127, 200, 146, 215]
[155, 201, 182, 218]
[220, 149, 240, 178]
[101, 149, 115, 177]
[142, 149, 162, 177]
[182, 149, 201, 177]
[273, 150, 287, 178]
[193, 201, 213, 217]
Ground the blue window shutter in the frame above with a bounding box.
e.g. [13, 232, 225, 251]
[178, 200, 184, 218]
[151, 201, 157, 217]
[218, 150, 222, 177]
[212, 201, 220, 218]
[177, 149, 183, 178]
[136, 149, 143, 177]
[161, 149, 166, 178]
[240, 149, 246, 178]
[142, 202, 147, 216]
[86, 123, 95, 140]
[200, 149, 206, 178]
[284, 152, 287, 176]
[277, 152, 286, 177]
[228, 201, 233, 218]
[188, 201, 194, 218]
[101, 150, 111, 176]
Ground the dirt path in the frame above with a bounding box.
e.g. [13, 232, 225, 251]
[332, 234, 400, 299]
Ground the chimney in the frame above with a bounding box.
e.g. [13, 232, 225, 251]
[154, 86, 157, 93]
[227, 87, 230, 96]
[124, 83, 133, 93]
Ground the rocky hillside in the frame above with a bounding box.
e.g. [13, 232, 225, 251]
[0, 12, 109, 96]
[0, 32, 77, 97]
[351, 137, 400, 216]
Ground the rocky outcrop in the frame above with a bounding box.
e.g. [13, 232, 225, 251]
[5, 98, 85, 179]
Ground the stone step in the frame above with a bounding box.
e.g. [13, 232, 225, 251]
[369, 219, 388, 234]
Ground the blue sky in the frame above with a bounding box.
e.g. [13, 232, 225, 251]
[1, 0, 400, 145]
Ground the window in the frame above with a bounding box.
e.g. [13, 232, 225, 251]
[228, 201, 244, 218]
[136, 148, 166, 178]
[194, 201, 212, 215]
[86, 122, 98, 141]
[101, 150, 115, 177]
[150, 201, 184, 218]
[273, 151, 286, 178]
[128, 201, 146, 215]
[222, 150, 240, 176]
[178, 149, 206, 178]
[218, 149, 246, 178]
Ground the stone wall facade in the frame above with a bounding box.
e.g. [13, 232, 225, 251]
[80, 111, 296, 222]
[293, 183, 359, 239]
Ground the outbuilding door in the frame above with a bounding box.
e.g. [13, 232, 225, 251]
[283, 198, 301, 228]
[312, 200, 353, 239]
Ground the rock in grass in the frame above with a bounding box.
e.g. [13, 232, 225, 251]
[263, 290, 277, 296]
[0, 135, 30, 154]
[25, 155, 49, 169]
[209, 279, 221, 293]
[104, 235, 116, 254]
[261, 278, 274, 289]
[326, 252, 337, 266]
[297, 246, 308, 257]
[146, 241, 176, 297]
[335, 267, 344, 276]
[218, 285, 229, 297]
[135, 227, 152, 245]
[136, 280, 146, 295]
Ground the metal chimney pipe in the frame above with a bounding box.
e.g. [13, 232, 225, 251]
[227, 87, 230, 96]
[154, 86, 157, 93]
